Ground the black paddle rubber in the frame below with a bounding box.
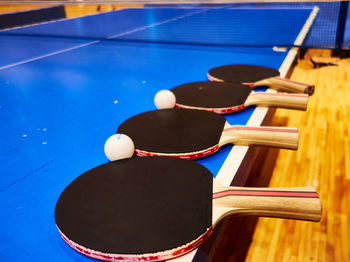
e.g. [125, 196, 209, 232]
[208, 64, 279, 83]
[172, 81, 252, 108]
[117, 109, 226, 154]
[55, 157, 213, 254]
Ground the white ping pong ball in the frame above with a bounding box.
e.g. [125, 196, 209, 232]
[154, 90, 176, 109]
[104, 134, 134, 161]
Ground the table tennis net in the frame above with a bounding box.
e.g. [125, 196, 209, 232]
[0, 1, 348, 49]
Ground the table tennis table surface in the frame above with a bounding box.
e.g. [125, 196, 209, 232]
[0, 6, 316, 262]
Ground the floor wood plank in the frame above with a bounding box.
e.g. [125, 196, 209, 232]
[246, 51, 350, 262]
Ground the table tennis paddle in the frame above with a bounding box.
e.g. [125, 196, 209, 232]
[171, 81, 308, 114]
[55, 157, 322, 262]
[207, 64, 314, 95]
[117, 109, 299, 159]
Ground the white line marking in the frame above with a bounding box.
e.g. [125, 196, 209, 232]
[0, 41, 99, 70]
[107, 9, 208, 39]
[0, 8, 126, 32]
[0, 8, 208, 70]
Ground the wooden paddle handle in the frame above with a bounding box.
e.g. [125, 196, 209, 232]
[253, 77, 314, 95]
[220, 126, 298, 150]
[213, 186, 322, 222]
[245, 92, 308, 110]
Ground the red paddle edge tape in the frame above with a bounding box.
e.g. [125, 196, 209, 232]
[207, 72, 255, 89]
[175, 92, 307, 114]
[208, 72, 313, 93]
[135, 145, 220, 159]
[248, 92, 308, 98]
[223, 126, 298, 133]
[175, 103, 246, 114]
[135, 126, 296, 159]
[207, 73, 222, 83]
[275, 77, 312, 87]
[213, 190, 319, 199]
[57, 226, 213, 261]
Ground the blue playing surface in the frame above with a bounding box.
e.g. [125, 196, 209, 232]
[0, 7, 313, 262]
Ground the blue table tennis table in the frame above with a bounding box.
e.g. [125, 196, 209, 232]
[0, 6, 316, 262]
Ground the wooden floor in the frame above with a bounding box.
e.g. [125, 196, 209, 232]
[0, 4, 143, 17]
[245, 51, 350, 262]
[0, 4, 51, 14]
[63, 4, 143, 18]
